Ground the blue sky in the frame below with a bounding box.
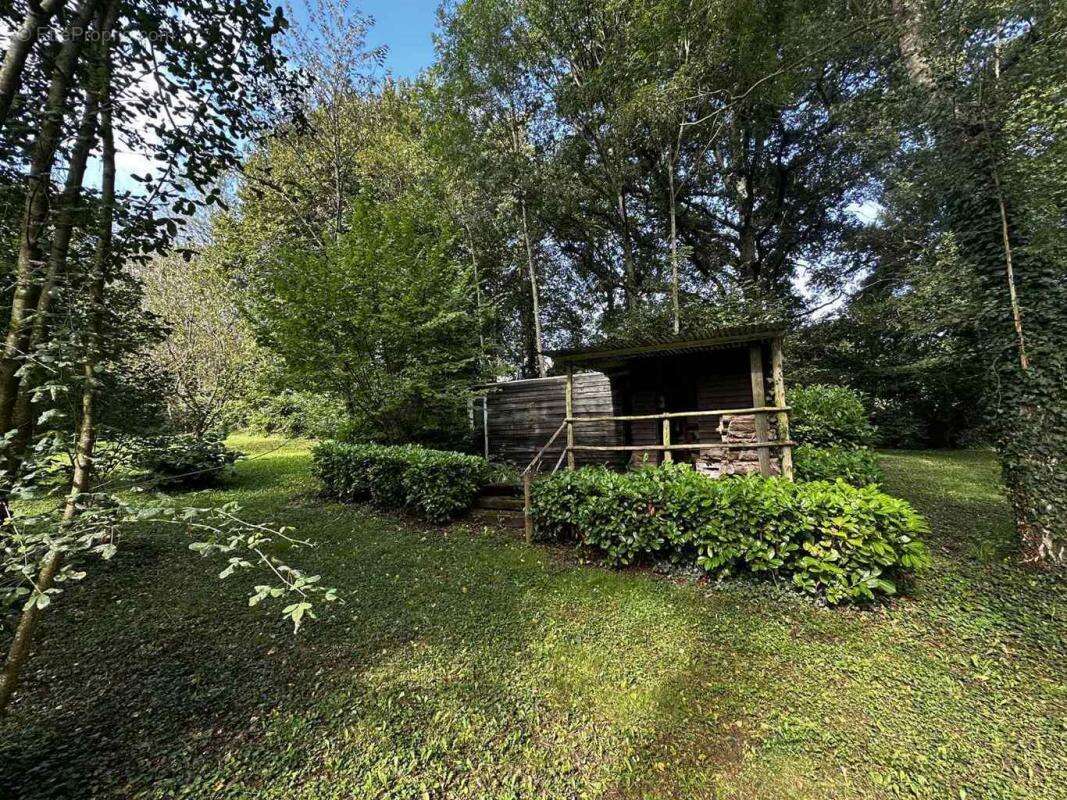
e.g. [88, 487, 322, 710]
[329, 0, 441, 79]
[102, 2, 441, 192]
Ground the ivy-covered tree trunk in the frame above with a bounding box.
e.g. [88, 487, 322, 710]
[1000, 376, 1067, 564]
[891, 0, 1066, 565]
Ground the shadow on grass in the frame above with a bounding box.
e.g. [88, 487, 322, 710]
[3, 458, 758, 797]
[1, 443, 1063, 799]
[0, 511, 545, 796]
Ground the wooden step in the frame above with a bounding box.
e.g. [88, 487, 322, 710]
[467, 509, 526, 529]
[473, 494, 524, 511]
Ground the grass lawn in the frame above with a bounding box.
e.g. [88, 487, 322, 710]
[1, 437, 1064, 799]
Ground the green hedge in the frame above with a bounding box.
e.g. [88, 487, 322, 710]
[793, 444, 883, 487]
[312, 441, 491, 522]
[532, 464, 929, 604]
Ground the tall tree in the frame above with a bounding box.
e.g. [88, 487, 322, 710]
[435, 0, 554, 375]
[435, 0, 889, 351]
[139, 252, 264, 437]
[0, 0, 330, 713]
[242, 194, 483, 447]
[885, 0, 1066, 564]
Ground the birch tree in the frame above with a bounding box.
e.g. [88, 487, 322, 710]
[0, 0, 336, 714]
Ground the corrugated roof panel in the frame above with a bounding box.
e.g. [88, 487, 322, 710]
[548, 322, 787, 365]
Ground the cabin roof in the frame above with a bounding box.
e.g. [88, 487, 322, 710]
[548, 322, 787, 367]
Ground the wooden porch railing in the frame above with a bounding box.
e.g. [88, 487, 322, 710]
[564, 406, 794, 467]
[519, 420, 568, 543]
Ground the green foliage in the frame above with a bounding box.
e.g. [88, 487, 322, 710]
[3, 446, 332, 637]
[240, 193, 485, 449]
[792, 238, 988, 449]
[867, 1, 1067, 560]
[140, 251, 267, 438]
[130, 435, 243, 489]
[312, 441, 491, 523]
[793, 445, 882, 487]
[0, 0, 331, 713]
[96, 358, 173, 436]
[243, 389, 348, 440]
[433, 0, 880, 372]
[532, 464, 928, 604]
[789, 384, 876, 449]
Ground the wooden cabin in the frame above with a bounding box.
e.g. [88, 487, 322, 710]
[472, 324, 794, 480]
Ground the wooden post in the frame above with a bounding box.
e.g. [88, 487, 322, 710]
[771, 337, 794, 481]
[482, 396, 489, 460]
[564, 367, 575, 470]
[749, 344, 772, 477]
[662, 417, 672, 462]
[523, 470, 533, 543]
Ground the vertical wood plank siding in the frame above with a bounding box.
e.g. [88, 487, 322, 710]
[692, 351, 754, 441]
[482, 373, 621, 467]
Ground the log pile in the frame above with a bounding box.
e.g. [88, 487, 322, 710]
[694, 414, 780, 478]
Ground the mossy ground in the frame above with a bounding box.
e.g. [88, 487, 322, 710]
[1, 438, 1063, 799]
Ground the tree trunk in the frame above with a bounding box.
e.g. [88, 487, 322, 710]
[462, 224, 487, 368]
[10, 89, 101, 462]
[990, 163, 1028, 371]
[0, 0, 67, 130]
[738, 213, 757, 285]
[667, 161, 680, 335]
[617, 189, 637, 308]
[0, 0, 100, 441]
[0, 549, 63, 712]
[890, 0, 937, 92]
[519, 196, 547, 378]
[0, 1, 115, 714]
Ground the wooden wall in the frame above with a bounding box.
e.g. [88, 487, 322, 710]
[474, 347, 761, 469]
[476, 373, 623, 467]
[620, 350, 755, 453]
[693, 349, 756, 441]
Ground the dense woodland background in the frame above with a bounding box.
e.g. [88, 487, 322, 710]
[212, 0, 1064, 562]
[0, 0, 1064, 711]
[179, 0, 1061, 453]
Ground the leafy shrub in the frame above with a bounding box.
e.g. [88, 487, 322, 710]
[532, 465, 929, 604]
[244, 390, 348, 440]
[790, 384, 876, 448]
[793, 444, 883, 487]
[131, 434, 243, 489]
[312, 441, 491, 522]
[534, 464, 714, 564]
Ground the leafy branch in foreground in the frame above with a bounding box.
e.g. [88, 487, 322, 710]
[185, 502, 340, 632]
[2, 494, 340, 635]
[0, 0, 311, 713]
